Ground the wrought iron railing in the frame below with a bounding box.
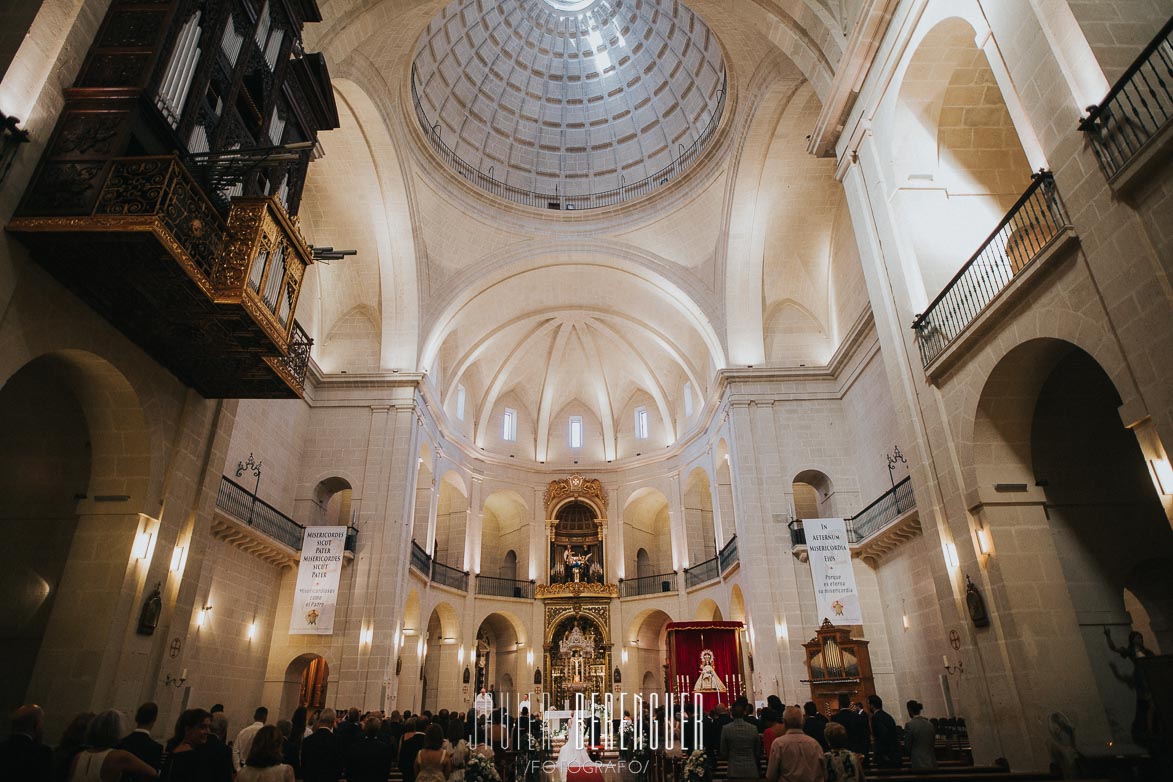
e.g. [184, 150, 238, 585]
[411, 64, 726, 211]
[619, 571, 678, 598]
[1079, 16, 1173, 180]
[788, 476, 918, 548]
[431, 559, 469, 592]
[718, 535, 739, 573]
[684, 557, 720, 588]
[267, 319, 313, 394]
[788, 520, 806, 547]
[410, 540, 431, 576]
[912, 172, 1070, 367]
[849, 477, 915, 541]
[216, 475, 305, 550]
[476, 575, 535, 599]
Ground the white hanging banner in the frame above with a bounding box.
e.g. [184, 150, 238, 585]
[290, 526, 348, 635]
[805, 518, 862, 624]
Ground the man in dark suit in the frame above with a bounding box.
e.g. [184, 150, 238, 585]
[801, 702, 829, 751]
[335, 707, 363, 754]
[867, 695, 900, 768]
[0, 704, 53, 782]
[830, 693, 870, 760]
[346, 717, 394, 782]
[117, 702, 164, 770]
[302, 708, 345, 782]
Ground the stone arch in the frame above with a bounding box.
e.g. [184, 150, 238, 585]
[623, 487, 672, 578]
[628, 609, 673, 700]
[969, 339, 1171, 755]
[715, 439, 736, 543]
[280, 653, 330, 715]
[791, 469, 835, 519]
[729, 584, 746, 624]
[435, 470, 469, 569]
[0, 351, 152, 720]
[311, 476, 353, 527]
[473, 610, 528, 695]
[412, 441, 434, 548]
[683, 467, 716, 567]
[402, 588, 421, 637]
[481, 489, 529, 579]
[887, 13, 1037, 303]
[696, 598, 723, 622]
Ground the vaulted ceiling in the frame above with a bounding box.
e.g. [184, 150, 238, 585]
[297, 0, 869, 465]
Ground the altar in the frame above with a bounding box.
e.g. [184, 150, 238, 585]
[539, 476, 617, 711]
[666, 621, 746, 711]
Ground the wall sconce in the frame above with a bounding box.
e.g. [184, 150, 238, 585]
[943, 655, 964, 675]
[902, 613, 910, 630]
[944, 542, 960, 569]
[196, 604, 212, 628]
[247, 622, 257, 641]
[976, 528, 991, 556]
[132, 531, 154, 560]
[1151, 458, 1173, 494]
[902, 600, 910, 630]
[775, 621, 787, 642]
[527, 649, 534, 667]
[417, 638, 424, 657]
[170, 545, 187, 572]
[165, 669, 188, 688]
[361, 627, 374, 645]
[458, 646, 465, 665]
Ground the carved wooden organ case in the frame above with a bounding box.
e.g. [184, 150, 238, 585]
[801, 619, 876, 715]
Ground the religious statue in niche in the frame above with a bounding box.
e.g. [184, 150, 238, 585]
[564, 546, 594, 582]
[136, 583, 162, 636]
[694, 649, 728, 693]
[964, 575, 989, 628]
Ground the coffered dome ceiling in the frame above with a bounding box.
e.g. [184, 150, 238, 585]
[411, 0, 726, 204]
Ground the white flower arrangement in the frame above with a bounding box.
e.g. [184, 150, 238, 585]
[465, 751, 501, 782]
[682, 749, 710, 782]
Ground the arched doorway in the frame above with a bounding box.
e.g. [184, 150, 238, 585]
[282, 654, 329, 714]
[973, 340, 1172, 754]
[628, 609, 672, 701]
[0, 351, 151, 724]
[474, 612, 526, 699]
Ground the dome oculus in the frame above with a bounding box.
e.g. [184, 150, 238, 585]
[412, 0, 726, 210]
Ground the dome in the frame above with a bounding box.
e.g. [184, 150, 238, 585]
[411, 0, 727, 209]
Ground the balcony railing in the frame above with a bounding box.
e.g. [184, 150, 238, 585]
[476, 576, 535, 599]
[788, 476, 917, 548]
[216, 475, 305, 550]
[912, 172, 1070, 367]
[215, 475, 358, 554]
[1079, 16, 1173, 180]
[620, 572, 679, 598]
[410, 540, 431, 576]
[684, 557, 720, 588]
[411, 64, 726, 211]
[9, 156, 315, 397]
[850, 476, 915, 541]
[431, 560, 469, 592]
[718, 535, 739, 573]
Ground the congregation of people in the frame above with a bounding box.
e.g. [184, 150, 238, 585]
[0, 689, 938, 782]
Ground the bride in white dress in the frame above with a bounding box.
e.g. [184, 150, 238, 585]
[555, 713, 597, 782]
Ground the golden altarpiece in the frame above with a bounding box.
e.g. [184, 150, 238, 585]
[538, 476, 619, 709]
